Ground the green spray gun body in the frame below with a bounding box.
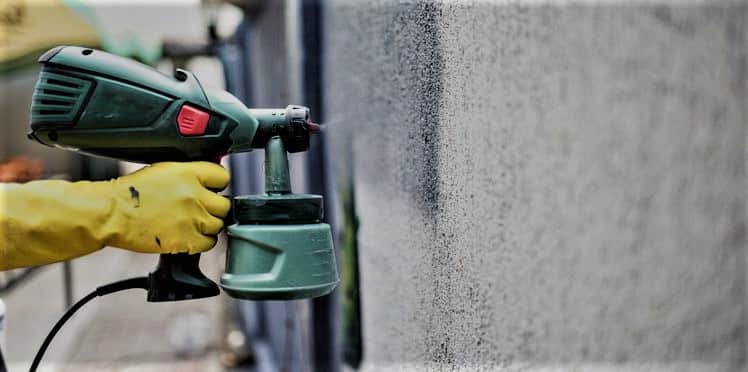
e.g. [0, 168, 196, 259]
[28, 46, 338, 301]
[29, 46, 315, 161]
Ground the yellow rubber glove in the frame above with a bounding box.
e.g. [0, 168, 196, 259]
[0, 162, 230, 270]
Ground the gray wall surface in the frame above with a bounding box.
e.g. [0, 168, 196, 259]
[324, 1, 747, 370]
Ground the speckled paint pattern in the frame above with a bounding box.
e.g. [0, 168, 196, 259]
[324, 1, 747, 370]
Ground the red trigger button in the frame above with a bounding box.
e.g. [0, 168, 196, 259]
[177, 105, 209, 136]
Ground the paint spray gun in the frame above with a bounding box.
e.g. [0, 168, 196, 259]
[26, 46, 339, 369]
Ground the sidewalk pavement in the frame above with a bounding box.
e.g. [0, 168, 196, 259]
[3, 238, 230, 372]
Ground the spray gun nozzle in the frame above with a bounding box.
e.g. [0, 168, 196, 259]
[307, 122, 321, 133]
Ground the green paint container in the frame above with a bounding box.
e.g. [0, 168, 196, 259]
[223, 219, 338, 300]
[220, 137, 339, 300]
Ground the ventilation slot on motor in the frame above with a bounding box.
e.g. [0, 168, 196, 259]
[30, 70, 93, 127]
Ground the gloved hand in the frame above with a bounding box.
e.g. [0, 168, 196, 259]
[0, 162, 230, 270]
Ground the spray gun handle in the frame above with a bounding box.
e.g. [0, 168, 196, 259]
[146, 158, 225, 302]
[147, 253, 219, 302]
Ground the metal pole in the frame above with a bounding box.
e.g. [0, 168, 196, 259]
[300, 1, 342, 371]
[62, 262, 73, 309]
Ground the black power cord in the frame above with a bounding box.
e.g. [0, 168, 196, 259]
[29, 277, 149, 372]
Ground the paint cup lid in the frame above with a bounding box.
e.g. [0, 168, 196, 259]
[233, 194, 323, 224]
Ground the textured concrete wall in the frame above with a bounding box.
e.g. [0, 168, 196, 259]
[324, 1, 747, 370]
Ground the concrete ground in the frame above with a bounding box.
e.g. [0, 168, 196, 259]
[3, 238, 232, 372]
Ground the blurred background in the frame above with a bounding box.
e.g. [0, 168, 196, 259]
[1, 0, 747, 371]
